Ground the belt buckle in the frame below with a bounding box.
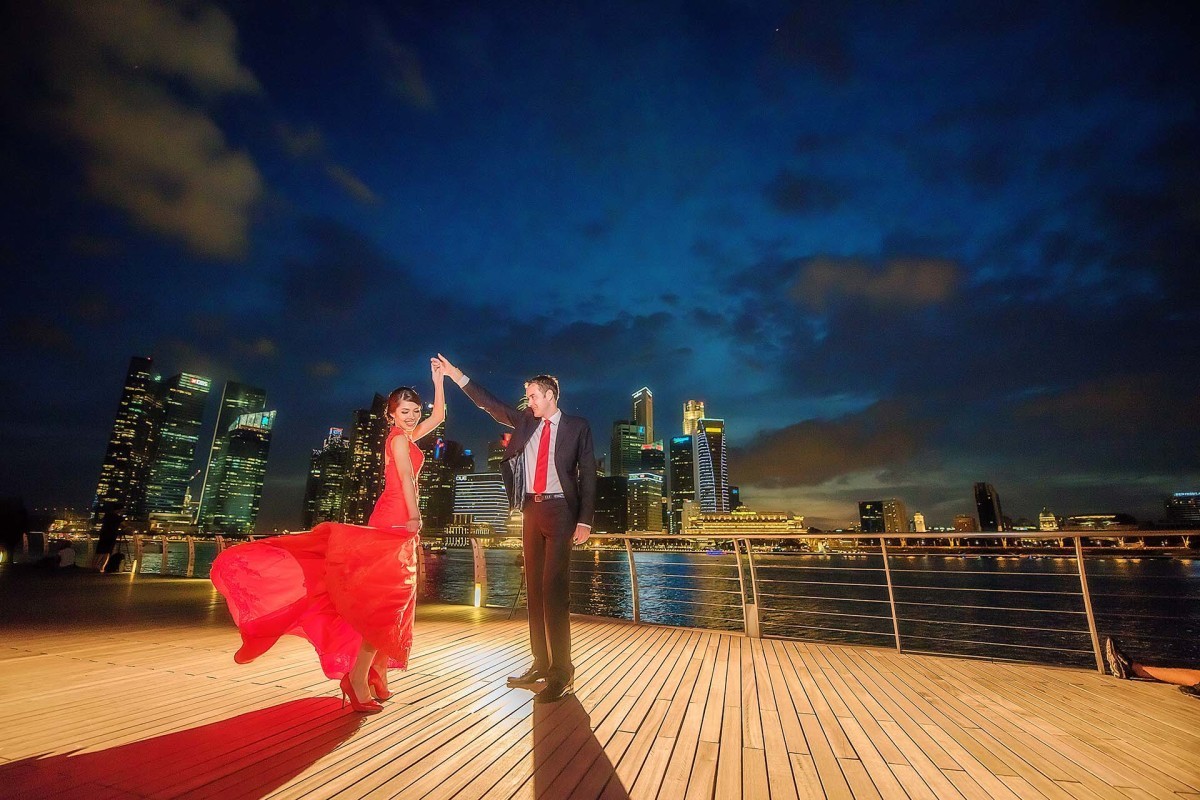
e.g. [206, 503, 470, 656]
[533, 493, 544, 503]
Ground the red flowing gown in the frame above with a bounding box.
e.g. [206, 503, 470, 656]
[211, 428, 423, 678]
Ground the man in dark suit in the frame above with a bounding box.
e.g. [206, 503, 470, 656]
[435, 354, 596, 704]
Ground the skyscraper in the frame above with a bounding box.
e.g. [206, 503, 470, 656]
[342, 394, 388, 524]
[1166, 492, 1200, 527]
[487, 434, 510, 473]
[692, 418, 729, 512]
[683, 400, 705, 436]
[204, 410, 275, 534]
[452, 472, 508, 534]
[882, 498, 908, 533]
[627, 472, 664, 532]
[639, 442, 665, 476]
[417, 402, 455, 532]
[729, 485, 742, 510]
[667, 435, 694, 535]
[303, 427, 349, 528]
[94, 356, 162, 523]
[913, 512, 927, 533]
[594, 476, 629, 534]
[859, 501, 885, 533]
[973, 482, 1005, 532]
[198, 382, 266, 529]
[204, 410, 274, 534]
[632, 387, 653, 444]
[610, 421, 646, 478]
[145, 373, 211, 516]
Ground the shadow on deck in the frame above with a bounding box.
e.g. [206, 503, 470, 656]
[1, 567, 1196, 799]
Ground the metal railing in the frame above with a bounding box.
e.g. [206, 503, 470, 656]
[17, 529, 1196, 670]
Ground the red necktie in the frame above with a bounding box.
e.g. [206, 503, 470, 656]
[533, 419, 552, 493]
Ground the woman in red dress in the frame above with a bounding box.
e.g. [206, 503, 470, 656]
[211, 361, 446, 712]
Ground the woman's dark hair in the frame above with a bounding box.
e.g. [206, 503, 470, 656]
[386, 386, 422, 424]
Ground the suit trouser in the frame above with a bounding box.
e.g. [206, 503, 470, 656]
[522, 497, 573, 683]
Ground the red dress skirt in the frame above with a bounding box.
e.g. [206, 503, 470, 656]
[211, 430, 423, 678]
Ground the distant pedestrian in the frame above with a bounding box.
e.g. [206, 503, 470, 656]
[0, 496, 30, 565]
[93, 505, 123, 572]
[1106, 637, 1200, 700]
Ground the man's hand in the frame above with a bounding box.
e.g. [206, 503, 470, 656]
[572, 524, 591, 546]
[435, 353, 464, 383]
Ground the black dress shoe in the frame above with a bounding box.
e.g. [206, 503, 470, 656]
[535, 678, 573, 704]
[507, 667, 547, 688]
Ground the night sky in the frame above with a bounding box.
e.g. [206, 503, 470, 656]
[1, 1, 1197, 530]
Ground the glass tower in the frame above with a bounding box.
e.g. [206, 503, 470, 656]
[303, 427, 350, 528]
[973, 482, 1005, 532]
[342, 394, 389, 524]
[452, 473, 508, 534]
[94, 356, 162, 523]
[627, 472, 664, 532]
[667, 436, 694, 535]
[683, 400, 705, 436]
[205, 410, 275, 534]
[859, 501, 885, 533]
[610, 421, 646, 478]
[198, 381, 266, 528]
[692, 418, 729, 512]
[145, 373, 211, 515]
[632, 387, 653, 444]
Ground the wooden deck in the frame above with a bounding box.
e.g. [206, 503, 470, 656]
[1, 569, 1197, 799]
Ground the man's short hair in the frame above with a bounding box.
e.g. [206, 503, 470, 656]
[525, 374, 560, 401]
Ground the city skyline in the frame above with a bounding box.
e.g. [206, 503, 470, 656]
[1, 2, 1196, 530]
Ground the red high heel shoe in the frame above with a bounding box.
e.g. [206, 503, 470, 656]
[369, 665, 392, 701]
[340, 675, 383, 713]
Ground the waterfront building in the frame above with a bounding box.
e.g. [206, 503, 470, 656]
[682, 505, 805, 538]
[594, 476, 629, 534]
[197, 381, 266, 530]
[1063, 513, 1138, 531]
[667, 436, 694, 535]
[913, 512, 926, 533]
[628, 472, 664, 532]
[145, 373, 212, 516]
[1166, 492, 1200, 527]
[452, 473, 507, 535]
[859, 501, 885, 533]
[1039, 507, 1060, 531]
[693, 418, 729, 513]
[610, 421, 646, 477]
[973, 482, 1005, 532]
[94, 356, 162, 523]
[342, 394, 388, 524]
[445, 513, 494, 547]
[953, 514, 979, 532]
[204, 410, 275, 535]
[303, 427, 349, 528]
[639, 442, 665, 476]
[883, 498, 908, 533]
[632, 387, 653, 444]
[683, 400, 705, 436]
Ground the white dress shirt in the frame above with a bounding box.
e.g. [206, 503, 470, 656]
[523, 410, 563, 494]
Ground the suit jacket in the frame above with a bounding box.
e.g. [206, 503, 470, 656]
[463, 379, 596, 527]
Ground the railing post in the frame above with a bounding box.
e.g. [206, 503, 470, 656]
[215, 535, 226, 555]
[22, 531, 29, 557]
[415, 542, 426, 598]
[161, 535, 170, 574]
[186, 536, 196, 577]
[879, 538, 903, 652]
[133, 534, 144, 574]
[1072, 535, 1104, 673]
[470, 536, 487, 607]
[742, 538, 761, 638]
[624, 539, 641, 623]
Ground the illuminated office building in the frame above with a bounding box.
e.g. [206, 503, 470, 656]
[913, 512, 927, 533]
[145, 373, 211, 516]
[198, 381, 266, 529]
[94, 356, 162, 522]
[692, 418, 729, 512]
[883, 498, 908, 533]
[667, 436, 695, 535]
[859, 501, 885, 533]
[416, 403, 454, 532]
[683, 400, 705, 436]
[303, 427, 349, 528]
[610, 421, 646, 477]
[1166, 492, 1200, 527]
[973, 482, 1005, 532]
[639, 442, 665, 476]
[204, 410, 275, 535]
[953, 514, 979, 533]
[627, 472, 664, 532]
[594, 476, 629, 534]
[452, 473, 508, 534]
[487, 433, 510, 473]
[342, 394, 389, 524]
[632, 387, 653, 444]
[729, 486, 742, 510]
